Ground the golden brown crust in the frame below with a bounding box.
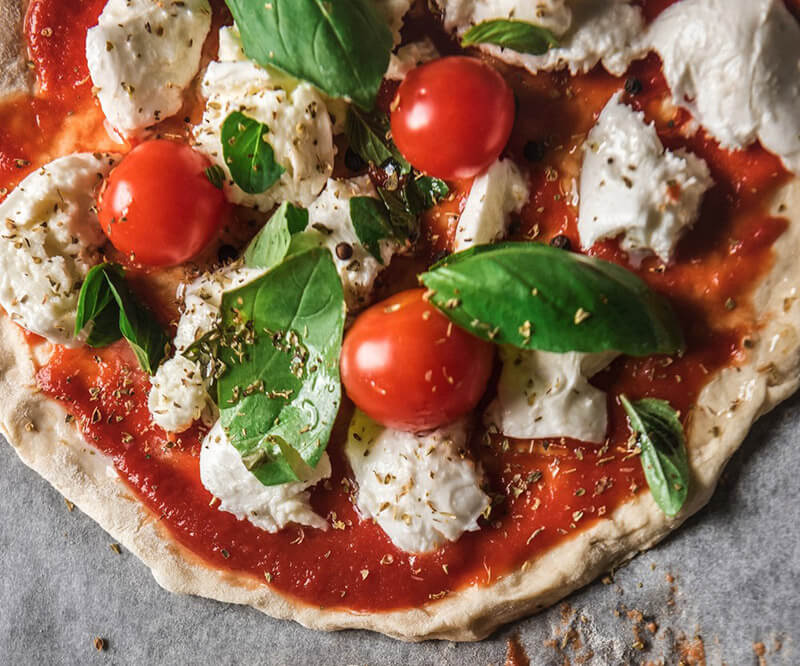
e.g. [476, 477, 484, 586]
[2, 180, 798, 641]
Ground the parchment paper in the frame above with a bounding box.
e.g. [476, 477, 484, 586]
[1, 392, 798, 665]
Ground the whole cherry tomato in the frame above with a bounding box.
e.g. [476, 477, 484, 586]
[390, 56, 515, 179]
[341, 288, 495, 431]
[98, 140, 227, 266]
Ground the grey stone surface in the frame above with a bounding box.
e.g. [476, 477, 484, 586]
[1, 392, 798, 665]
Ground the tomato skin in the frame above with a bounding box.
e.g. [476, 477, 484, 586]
[341, 288, 495, 432]
[97, 140, 227, 266]
[390, 56, 515, 180]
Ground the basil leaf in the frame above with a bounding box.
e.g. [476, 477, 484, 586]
[349, 196, 394, 263]
[225, 0, 392, 110]
[243, 202, 310, 269]
[345, 108, 410, 172]
[74, 263, 168, 375]
[462, 19, 558, 55]
[620, 396, 690, 517]
[412, 175, 450, 209]
[420, 242, 684, 356]
[75, 264, 123, 347]
[204, 164, 225, 189]
[216, 248, 345, 485]
[221, 111, 285, 195]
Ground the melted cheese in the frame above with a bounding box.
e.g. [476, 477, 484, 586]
[199, 421, 330, 533]
[386, 39, 440, 80]
[86, 0, 211, 137]
[306, 177, 402, 311]
[438, 0, 644, 76]
[454, 158, 529, 251]
[0, 153, 119, 346]
[345, 410, 489, 553]
[148, 266, 264, 433]
[646, 0, 800, 174]
[578, 93, 713, 262]
[194, 45, 335, 212]
[485, 349, 618, 443]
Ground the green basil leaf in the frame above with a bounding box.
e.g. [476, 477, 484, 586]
[216, 248, 345, 486]
[75, 263, 123, 347]
[461, 19, 558, 55]
[345, 108, 410, 172]
[204, 164, 226, 190]
[412, 175, 450, 209]
[221, 111, 285, 195]
[74, 263, 168, 375]
[225, 0, 392, 110]
[620, 396, 690, 517]
[243, 202, 310, 269]
[420, 242, 684, 356]
[349, 196, 394, 263]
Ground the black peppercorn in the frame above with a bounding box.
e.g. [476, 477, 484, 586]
[550, 234, 571, 251]
[217, 244, 238, 264]
[624, 77, 642, 95]
[335, 242, 354, 260]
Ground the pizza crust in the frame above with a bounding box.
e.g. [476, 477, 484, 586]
[2, 179, 798, 641]
[0, 0, 31, 99]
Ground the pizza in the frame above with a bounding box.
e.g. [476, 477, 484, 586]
[1, 0, 799, 643]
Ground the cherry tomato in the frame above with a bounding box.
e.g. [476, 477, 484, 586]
[390, 56, 515, 180]
[341, 288, 495, 432]
[98, 140, 227, 266]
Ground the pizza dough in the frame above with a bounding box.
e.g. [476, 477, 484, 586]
[1, 0, 800, 642]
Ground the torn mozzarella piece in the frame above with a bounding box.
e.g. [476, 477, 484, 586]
[194, 59, 334, 211]
[646, 0, 800, 174]
[386, 39, 440, 80]
[345, 410, 489, 553]
[0, 153, 119, 346]
[374, 0, 414, 45]
[148, 266, 264, 433]
[307, 177, 402, 311]
[438, 0, 644, 76]
[485, 348, 617, 443]
[86, 0, 211, 137]
[454, 158, 529, 251]
[579, 93, 712, 263]
[200, 421, 330, 533]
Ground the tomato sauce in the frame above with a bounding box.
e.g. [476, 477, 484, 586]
[3, 0, 792, 611]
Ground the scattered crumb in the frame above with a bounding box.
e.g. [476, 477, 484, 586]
[505, 634, 530, 666]
[64, 498, 75, 512]
[93, 637, 105, 652]
[753, 641, 767, 666]
[109, 543, 121, 555]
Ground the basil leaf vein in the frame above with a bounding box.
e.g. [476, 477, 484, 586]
[420, 242, 684, 356]
[221, 111, 285, 195]
[243, 202, 310, 269]
[74, 263, 168, 374]
[620, 395, 690, 517]
[216, 248, 345, 486]
[225, 0, 392, 110]
[462, 19, 559, 55]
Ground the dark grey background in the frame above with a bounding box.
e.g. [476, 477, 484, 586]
[1, 392, 798, 665]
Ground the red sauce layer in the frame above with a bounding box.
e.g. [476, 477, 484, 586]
[1, 0, 790, 611]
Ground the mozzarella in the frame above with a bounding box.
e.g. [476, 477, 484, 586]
[646, 0, 800, 174]
[200, 421, 330, 533]
[306, 177, 402, 311]
[438, 0, 644, 76]
[148, 266, 264, 433]
[0, 153, 119, 346]
[485, 349, 617, 443]
[374, 0, 414, 45]
[386, 39, 440, 80]
[578, 93, 713, 263]
[345, 410, 489, 553]
[86, 0, 211, 137]
[454, 158, 529, 251]
[194, 59, 335, 212]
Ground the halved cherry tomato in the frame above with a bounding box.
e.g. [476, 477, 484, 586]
[340, 288, 495, 432]
[390, 56, 515, 180]
[97, 140, 227, 266]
